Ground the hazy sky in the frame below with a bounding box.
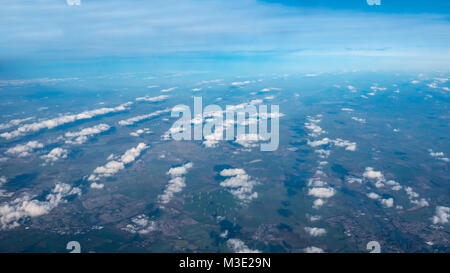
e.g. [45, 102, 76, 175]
[1, 0, 449, 76]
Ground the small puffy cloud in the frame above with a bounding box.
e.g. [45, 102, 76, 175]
[305, 116, 326, 137]
[219, 169, 258, 203]
[158, 162, 193, 204]
[226, 238, 261, 253]
[428, 149, 449, 162]
[308, 187, 336, 198]
[118, 108, 170, 126]
[0, 117, 34, 131]
[122, 214, 157, 234]
[64, 124, 111, 144]
[351, 117, 366, 123]
[380, 198, 394, 208]
[367, 192, 381, 200]
[332, 138, 357, 151]
[220, 168, 246, 177]
[347, 85, 357, 92]
[313, 199, 324, 209]
[0, 103, 131, 139]
[305, 227, 327, 237]
[136, 94, 170, 102]
[6, 141, 44, 157]
[431, 206, 450, 225]
[341, 108, 354, 112]
[41, 148, 68, 164]
[130, 128, 152, 137]
[363, 167, 385, 187]
[303, 246, 325, 253]
[0, 183, 81, 230]
[88, 143, 148, 185]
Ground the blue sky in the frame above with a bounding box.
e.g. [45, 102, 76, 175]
[0, 0, 449, 77]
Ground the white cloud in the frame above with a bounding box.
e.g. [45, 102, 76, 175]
[0, 183, 81, 230]
[6, 141, 44, 157]
[380, 198, 394, 208]
[136, 94, 170, 102]
[41, 147, 68, 164]
[305, 227, 326, 237]
[308, 187, 336, 198]
[367, 192, 381, 200]
[0, 117, 34, 131]
[226, 238, 261, 253]
[88, 143, 148, 186]
[363, 167, 385, 188]
[428, 149, 449, 162]
[130, 128, 152, 137]
[313, 198, 324, 209]
[118, 108, 170, 126]
[63, 124, 111, 144]
[305, 116, 326, 137]
[303, 246, 325, 253]
[122, 214, 157, 234]
[260, 87, 281, 92]
[341, 108, 354, 112]
[161, 87, 177, 93]
[431, 206, 450, 225]
[231, 81, 250, 87]
[219, 169, 258, 203]
[351, 117, 366, 123]
[0, 103, 131, 139]
[158, 162, 193, 204]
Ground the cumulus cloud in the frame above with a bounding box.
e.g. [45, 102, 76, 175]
[158, 162, 193, 204]
[304, 227, 326, 237]
[0, 103, 131, 139]
[6, 141, 44, 157]
[219, 168, 258, 203]
[88, 143, 148, 187]
[404, 186, 429, 207]
[431, 206, 450, 225]
[303, 246, 325, 253]
[305, 115, 326, 137]
[351, 117, 366, 123]
[363, 167, 385, 187]
[118, 108, 170, 126]
[428, 149, 449, 162]
[122, 214, 157, 234]
[130, 128, 152, 137]
[136, 94, 170, 102]
[41, 148, 68, 164]
[0, 183, 81, 230]
[0, 117, 34, 131]
[0, 176, 11, 198]
[63, 124, 111, 144]
[380, 198, 394, 208]
[308, 187, 336, 199]
[226, 238, 261, 253]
